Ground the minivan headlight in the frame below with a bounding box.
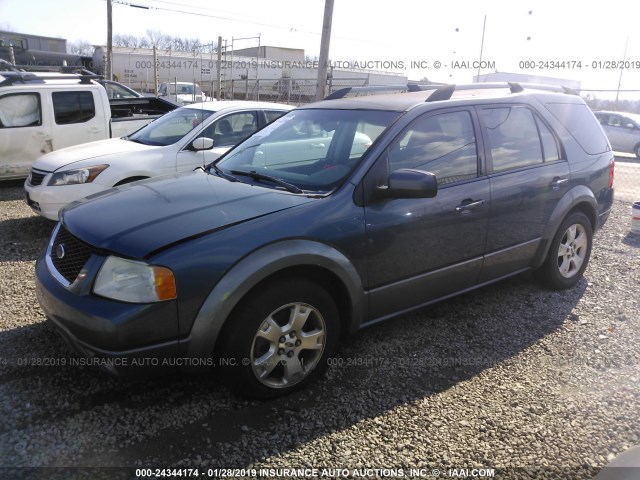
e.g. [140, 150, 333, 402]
[49, 165, 109, 186]
[93, 256, 176, 303]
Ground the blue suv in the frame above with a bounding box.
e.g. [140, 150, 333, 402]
[35, 84, 615, 398]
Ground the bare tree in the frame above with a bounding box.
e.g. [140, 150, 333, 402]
[67, 40, 94, 57]
[146, 29, 171, 49]
[111, 31, 218, 54]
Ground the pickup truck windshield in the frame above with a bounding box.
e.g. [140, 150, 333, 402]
[128, 107, 215, 146]
[216, 109, 400, 193]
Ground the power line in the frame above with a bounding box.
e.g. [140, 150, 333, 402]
[111, 0, 321, 35]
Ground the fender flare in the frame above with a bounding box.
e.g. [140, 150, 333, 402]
[181, 239, 366, 363]
[532, 185, 598, 269]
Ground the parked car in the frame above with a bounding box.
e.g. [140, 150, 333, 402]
[594, 110, 640, 158]
[0, 71, 177, 180]
[35, 83, 615, 399]
[158, 81, 210, 105]
[24, 100, 293, 220]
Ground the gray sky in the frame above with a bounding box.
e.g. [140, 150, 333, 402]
[2, 0, 640, 97]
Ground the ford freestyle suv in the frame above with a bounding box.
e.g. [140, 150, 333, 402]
[35, 83, 615, 398]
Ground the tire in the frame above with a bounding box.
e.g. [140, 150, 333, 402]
[217, 278, 340, 399]
[635, 143, 640, 159]
[536, 212, 593, 290]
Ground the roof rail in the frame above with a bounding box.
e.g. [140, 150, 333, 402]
[321, 81, 579, 102]
[0, 71, 103, 87]
[324, 84, 410, 100]
[423, 82, 579, 102]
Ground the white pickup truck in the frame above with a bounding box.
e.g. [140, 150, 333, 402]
[0, 71, 177, 180]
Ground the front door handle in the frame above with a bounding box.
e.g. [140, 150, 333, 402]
[455, 199, 484, 214]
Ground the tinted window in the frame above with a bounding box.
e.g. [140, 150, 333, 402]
[545, 103, 610, 154]
[480, 107, 543, 173]
[265, 110, 287, 123]
[536, 117, 561, 162]
[0, 93, 41, 128]
[388, 110, 478, 186]
[52, 91, 96, 125]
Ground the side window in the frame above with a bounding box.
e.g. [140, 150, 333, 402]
[545, 102, 610, 155]
[608, 115, 621, 127]
[0, 93, 42, 128]
[536, 117, 561, 162]
[388, 110, 478, 186]
[265, 110, 287, 124]
[203, 111, 258, 147]
[480, 106, 543, 173]
[52, 91, 96, 125]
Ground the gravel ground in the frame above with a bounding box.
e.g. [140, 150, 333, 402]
[0, 177, 639, 480]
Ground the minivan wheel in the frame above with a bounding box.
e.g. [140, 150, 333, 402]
[218, 278, 340, 399]
[536, 212, 593, 290]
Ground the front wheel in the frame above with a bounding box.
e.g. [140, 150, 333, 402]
[217, 278, 340, 399]
[536, 212, 593, 290]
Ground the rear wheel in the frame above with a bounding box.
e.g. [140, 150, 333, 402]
[218, 278, 340, 399]
[536, 212, 593, 290]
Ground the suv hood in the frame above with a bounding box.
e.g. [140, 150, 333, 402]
[33, 138, 153, 172]
[61, 170, 316, 258]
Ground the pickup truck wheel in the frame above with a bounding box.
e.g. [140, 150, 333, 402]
[536, 212, 593, 290]
[218, 278, 340, 399]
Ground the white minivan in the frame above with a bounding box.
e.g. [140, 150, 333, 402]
[24, 101, 293, 220]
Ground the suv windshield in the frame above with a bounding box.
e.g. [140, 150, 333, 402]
[215, 109, 399, 193]
[128, 107, 215, 146]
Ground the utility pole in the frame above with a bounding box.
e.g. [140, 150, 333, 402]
[106, 0, 113, 80]
[477, 15, 486, 81]
[315, 0, 334, 101]
[615, 36, 629, 111]
[216, 36, 223, 100]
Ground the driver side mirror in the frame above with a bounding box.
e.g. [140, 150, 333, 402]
[379, 168, 438, 199]
[190, 137, 214, 151]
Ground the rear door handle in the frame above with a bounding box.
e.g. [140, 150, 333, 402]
[455, 199, 484, 214]
[551, 177, 569, 190]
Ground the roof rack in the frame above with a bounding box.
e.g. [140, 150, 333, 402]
[0, 71, 103, 87]
[323, 81, 579, 102]
[324, 85, 411, 100]
[422, 82, 579, 102]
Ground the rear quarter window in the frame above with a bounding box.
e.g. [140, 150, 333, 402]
[544, 102, 610, 155]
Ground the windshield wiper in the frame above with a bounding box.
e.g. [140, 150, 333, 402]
[230, 170, 303, 194]
[208, 163, 239, 182]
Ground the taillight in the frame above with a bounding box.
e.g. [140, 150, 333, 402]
[608, 158, 615, 188]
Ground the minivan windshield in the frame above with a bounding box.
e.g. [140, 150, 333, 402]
[127, 107, 215, 146]
[215, 109, 399, 193]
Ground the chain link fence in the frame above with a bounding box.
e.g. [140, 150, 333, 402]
[219, 77, 376, 105]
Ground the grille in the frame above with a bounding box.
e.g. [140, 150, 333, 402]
[50, 226, 95, 284]
[29, 169, 47, 186]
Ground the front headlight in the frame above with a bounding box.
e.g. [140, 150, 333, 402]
[49, 164, 109, 186]
[93, 256, 176, 303]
